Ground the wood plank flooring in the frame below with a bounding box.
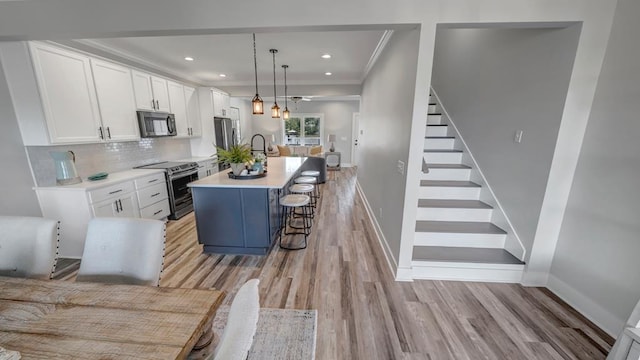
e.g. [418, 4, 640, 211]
[53, 168, 614, 359]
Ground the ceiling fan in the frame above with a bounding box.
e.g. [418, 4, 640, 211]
[289, 96, 311, 110]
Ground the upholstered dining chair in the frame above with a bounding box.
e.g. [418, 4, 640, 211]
[211, 279, 261, 360]
[76, 217, 166, 286]
[0, 216, 60, 279]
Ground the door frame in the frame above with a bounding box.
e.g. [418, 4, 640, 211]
[351, 112, 360, 166]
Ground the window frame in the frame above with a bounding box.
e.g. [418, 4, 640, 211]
[281, 113, 324, 147]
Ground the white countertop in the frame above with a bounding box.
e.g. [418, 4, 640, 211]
[188, 157, 306, 189]
[34, 169, 165, 192]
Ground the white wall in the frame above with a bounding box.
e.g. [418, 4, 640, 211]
[0, 56, 41, 216]
[431, 26, 581, 258]
[359, 29, 420, 263]
[549, 0, 640, 336]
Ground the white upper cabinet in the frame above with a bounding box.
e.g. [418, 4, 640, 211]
[185, 86, 202, 137]
[212, 89, 230, 118]
[132, 70, 170, 112]
[29, 42, 103, 144]
[167, 80, 188, 137]
[90, 59, 139, 141]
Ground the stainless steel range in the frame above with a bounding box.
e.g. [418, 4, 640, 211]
[135, 161, 199, 220]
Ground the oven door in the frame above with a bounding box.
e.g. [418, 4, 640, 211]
[168, 170, 198, 219]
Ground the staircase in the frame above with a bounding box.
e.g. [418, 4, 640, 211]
[411, 94, 525, 283]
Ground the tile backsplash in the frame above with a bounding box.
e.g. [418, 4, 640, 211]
[28, 138, 192, 187]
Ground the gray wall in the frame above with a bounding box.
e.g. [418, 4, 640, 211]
[0, 57, 41, 216]
[359, 29, 420, 260]
[430, 26, 580, 256]
[550, 0, 640, 335]
[250, 100, 359, 163]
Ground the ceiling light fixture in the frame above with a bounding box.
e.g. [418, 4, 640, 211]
[321, 54, 331, 59]
[251, 34, 264, 115]
[282, 64, 290, 120]
[219, 74, 226, 78]
[184, 57, 194, 61]
[325, 72, 332, 76]
[270, 49, 280, 119]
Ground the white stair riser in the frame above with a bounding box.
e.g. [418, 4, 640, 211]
[419, 186, 480, 200]
[424, 152, 462, 164]
[411, 261, 523, 283]
[427, 114, 442, 125]
[421, 168, 471, 181]
[428, 104, 437, 113]
[416, 207, 492, 221]
[424, 138, 454, 150]
[426, 126, 448, 137]
[414, 232, 506, 248]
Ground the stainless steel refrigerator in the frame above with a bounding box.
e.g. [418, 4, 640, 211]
[214, 117, 236, 171]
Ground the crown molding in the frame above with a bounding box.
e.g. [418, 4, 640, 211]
[362, 30, 394, 82]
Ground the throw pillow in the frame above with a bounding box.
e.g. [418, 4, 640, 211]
[309, 145, 323, 156]
[276, 145, 291, 156]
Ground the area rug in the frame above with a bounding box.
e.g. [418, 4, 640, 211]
[211, 306, 317, 360]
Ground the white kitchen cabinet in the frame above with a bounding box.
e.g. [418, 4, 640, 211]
[168, 81, 189, 137]
[185, 86, 202, 137]
[196, 158, 218, 179]
[132, 70, 171, 112]
[627, 342, 640, 360]
[90, 59, 139, 141]
[212, 89, 230, 117]
[35, 169, 167, 258]
[28, 42, 103, 144]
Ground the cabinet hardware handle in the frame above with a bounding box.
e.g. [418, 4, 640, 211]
[106, 127, 111, 139]
[114, 200, 120, 213]
[153, 209, 163, 216]
[151, 192, 160, 197]
[118, 199, 123, 212]
[151, 99, 156, 110]
[98, 127, 104, 140]
[156, 100, 160, 109]
[108, 189, 123, 195]
[148, 179, 159, 183]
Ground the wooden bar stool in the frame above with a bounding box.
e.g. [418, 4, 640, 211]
[278, 194, 311, 250]
[294, 176, 319, 207]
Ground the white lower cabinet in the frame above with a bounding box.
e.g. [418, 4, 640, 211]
[627, 342, 640, 360]
[35, 170, 169, 258]
[196, 158, 218, 178]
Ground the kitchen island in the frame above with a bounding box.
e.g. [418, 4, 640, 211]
[188, 157, 311, 255]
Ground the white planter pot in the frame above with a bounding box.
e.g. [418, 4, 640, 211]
[230, 163, 246, 176]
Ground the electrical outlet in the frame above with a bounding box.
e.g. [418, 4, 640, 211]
[397, 160, 405, 175]
[514, 130, 523, 143]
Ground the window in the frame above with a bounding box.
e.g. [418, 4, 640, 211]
[283, 113, 324, 146]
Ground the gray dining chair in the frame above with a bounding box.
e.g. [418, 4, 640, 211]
[0, 216, 60, 279]
[76, 217, 166, 286]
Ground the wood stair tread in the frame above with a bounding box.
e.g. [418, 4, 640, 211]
[428, 113, 442, 116]
[418, 199, 492, 209]
[425, 164, 471, 169]
[424, 149, 463, 153]
[415, 220, 506, 234]
[425, 136, 455, 139]
[427, 124, 448, 127]
[420, 180, 480, 187]
[412, 246, 524, 265]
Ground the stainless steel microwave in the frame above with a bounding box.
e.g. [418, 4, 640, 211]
[137, 111, 177, 137]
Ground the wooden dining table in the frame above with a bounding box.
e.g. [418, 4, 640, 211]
[0, 276, 225, 359]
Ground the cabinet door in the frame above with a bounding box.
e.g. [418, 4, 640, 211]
[91, 59, 139, 141]
[185, 86, 202, 137]
[117, 193, 140, 218]
[92, 199, 117, 217]
[167, 81, 189, 137]
[212, 90, 225, 117]
[29, 42, 102, 144]
[151, 76, 171, 112]
[131, 70, 154, 111]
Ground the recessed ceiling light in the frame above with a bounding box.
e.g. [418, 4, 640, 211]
[219, 74, 227, 78]
[325, 72, 332, 76]
[184, 56, 194, 61]
[321, 54, 331, 59]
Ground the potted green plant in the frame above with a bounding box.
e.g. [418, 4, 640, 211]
[217, 144, 253, 176]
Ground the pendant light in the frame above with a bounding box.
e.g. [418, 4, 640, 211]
[282, 65, 290, 120]
[251, 33, 263, 115]
[270, 49, 280, 118]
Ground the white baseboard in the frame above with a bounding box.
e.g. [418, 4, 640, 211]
[520, 270, 549, 286]
[547, 274, 622, 337]
[355, 180, 398, 277]
[342, 163, 352, 168]
[396, 266, 414, 282]
[412, 261, 524, 283]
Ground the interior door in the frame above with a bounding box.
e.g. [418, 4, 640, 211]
[351, 112, 360, 166]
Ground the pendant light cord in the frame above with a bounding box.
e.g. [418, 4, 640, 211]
[253, 33, 259, 95]
[272, 50, 277, 103]
[284, 66, 288, 108]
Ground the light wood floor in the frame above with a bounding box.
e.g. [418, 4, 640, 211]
[54, 168, 614, 360]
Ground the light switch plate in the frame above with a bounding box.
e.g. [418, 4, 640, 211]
[397, 160, 405, 175]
